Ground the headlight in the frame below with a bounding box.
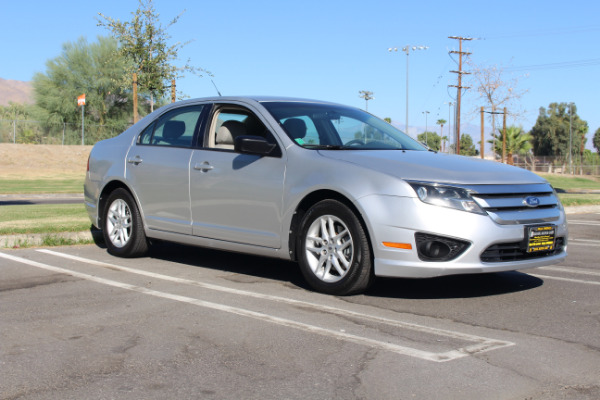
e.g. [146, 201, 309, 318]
[407, 182, 486, 215]
[552, 188, 565, 212]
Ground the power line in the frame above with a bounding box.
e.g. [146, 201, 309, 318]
[506, 58, 600, 72]
[479, 25, 600, 40]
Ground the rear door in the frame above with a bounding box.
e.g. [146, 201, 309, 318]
[125, 105, 206, 234]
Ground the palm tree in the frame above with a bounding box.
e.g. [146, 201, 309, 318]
[441, 136, 449, 153]
[436, 119, 446, 137]
[488, 125, 532, 165]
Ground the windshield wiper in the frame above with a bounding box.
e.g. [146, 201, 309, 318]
[304, 144, 347, 150]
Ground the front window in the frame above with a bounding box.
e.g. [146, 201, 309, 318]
[261, 102, 425, 151]
[207, 107, 278, 151]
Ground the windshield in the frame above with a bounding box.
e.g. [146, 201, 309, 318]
[261, 101, 426, 151]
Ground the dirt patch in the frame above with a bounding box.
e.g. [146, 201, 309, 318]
[0, 144, 91, 178]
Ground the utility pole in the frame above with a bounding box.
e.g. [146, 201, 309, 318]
[448, 36, 472, 155]
[481, 107, 504, 160]
[502, 107, 507, 163]
[480, 107, 484, 159]
[569, 103, 573, 175]
[358, 90, 374, 111]
[422, 110, 430, 146]
[133, 73, 139, 124]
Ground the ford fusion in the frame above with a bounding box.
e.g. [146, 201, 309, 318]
[84, 97, 567, 295]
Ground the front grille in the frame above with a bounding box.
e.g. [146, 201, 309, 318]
[467, 183, 562, 225]
[481, 237, 565, 262]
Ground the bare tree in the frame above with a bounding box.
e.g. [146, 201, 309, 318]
[466, 60, 528, 154]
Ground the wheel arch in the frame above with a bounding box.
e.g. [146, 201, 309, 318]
[288, 189, 373, 262]
[97, 180, 139, 228]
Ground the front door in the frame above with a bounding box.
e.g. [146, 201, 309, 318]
[189, 106, 286, 248]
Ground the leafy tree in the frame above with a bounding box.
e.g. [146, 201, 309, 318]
[32, 36, 134, 136]
[384, 117, 392, 124]
[417, 131, 441, 151]
[451, 134, 478, 156]
[98, 0, 207, 112]
[488, 125, 532, 165]
[593, 127, 600, 154]
[529, 103, 588, 161]
[0, 102, 43, 143]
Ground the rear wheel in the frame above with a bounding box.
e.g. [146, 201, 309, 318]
[102, 188, 148, 257]
[298, 200, 373, 295]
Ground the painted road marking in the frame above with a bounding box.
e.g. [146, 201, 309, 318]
[566, 238, 600, 247]
[567, 220, 600, 226]
[539, 266, 600, 277]
[530, 274, 600, 286]
[2, 250, 514, 362]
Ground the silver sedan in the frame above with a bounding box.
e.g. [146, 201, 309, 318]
[84, 97, 567, 295]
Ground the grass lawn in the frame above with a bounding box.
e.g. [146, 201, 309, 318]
[0, 203, 91, 235]
[537, 174, 600, 191]
[0, 177, 84, 194]
[555, 194, 600, 207]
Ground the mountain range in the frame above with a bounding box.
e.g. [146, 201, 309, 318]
[0, 78, 33, 106]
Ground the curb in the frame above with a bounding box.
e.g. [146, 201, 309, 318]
[564, 205, 600, 214]
[0, 230, 97, 249]
[0, 193, 84, 201]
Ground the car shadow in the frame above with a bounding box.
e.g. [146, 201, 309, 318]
[147, 240, 309, 289]
[366, 271, 543, 299]
[141, 240, 543, 299]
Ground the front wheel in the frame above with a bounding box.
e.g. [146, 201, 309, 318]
[102, 188, 148, 258]
[298, 200, 374, 295]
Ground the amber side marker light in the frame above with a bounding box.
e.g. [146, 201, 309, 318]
[382, 242, 412, 250]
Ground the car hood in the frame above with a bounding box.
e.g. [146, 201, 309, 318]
[319, 150, 547, 185]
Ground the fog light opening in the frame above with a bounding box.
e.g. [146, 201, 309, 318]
[414, 233, 470, 262]
[420, 241, 451, 259]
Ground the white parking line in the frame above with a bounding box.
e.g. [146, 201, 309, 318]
[567, 220, 600, 226]
[2, 250, 514, 362]
[539, 266, 600, 277]
[567, 238, 600, 247]
[529, 274, 600, 286]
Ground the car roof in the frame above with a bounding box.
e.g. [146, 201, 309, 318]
[172, 96, 343, 106]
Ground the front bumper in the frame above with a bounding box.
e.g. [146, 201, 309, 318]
[358, 195, 568, 278]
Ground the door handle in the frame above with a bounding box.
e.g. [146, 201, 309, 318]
[127, 156, 143, 165]
[194, 162, 214, 172]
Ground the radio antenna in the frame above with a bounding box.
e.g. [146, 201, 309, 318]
[211, 79, 222, 96]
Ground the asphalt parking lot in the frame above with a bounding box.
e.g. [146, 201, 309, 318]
[1, 214, 599, 399]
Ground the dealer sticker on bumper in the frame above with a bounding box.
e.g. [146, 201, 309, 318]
[526, 225, 556, 253]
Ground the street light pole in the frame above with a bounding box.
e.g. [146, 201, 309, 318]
[422, 110, 430, 146]
[388, 45, 428, 136]
[358, 90, 374, 111]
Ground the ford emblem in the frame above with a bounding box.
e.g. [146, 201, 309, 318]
[523, 196, 540, 207]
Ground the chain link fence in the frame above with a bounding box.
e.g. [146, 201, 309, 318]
[512, 154, 600, 176]
[0, 119, 130, 145]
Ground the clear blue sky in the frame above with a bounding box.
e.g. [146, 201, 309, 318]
[1, 0, 599, 151]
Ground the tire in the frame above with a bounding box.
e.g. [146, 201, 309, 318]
[102, 188, 149, 258]
[298, 199, 374, 295]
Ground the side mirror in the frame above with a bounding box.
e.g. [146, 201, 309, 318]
[234, 135, 278, 157]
